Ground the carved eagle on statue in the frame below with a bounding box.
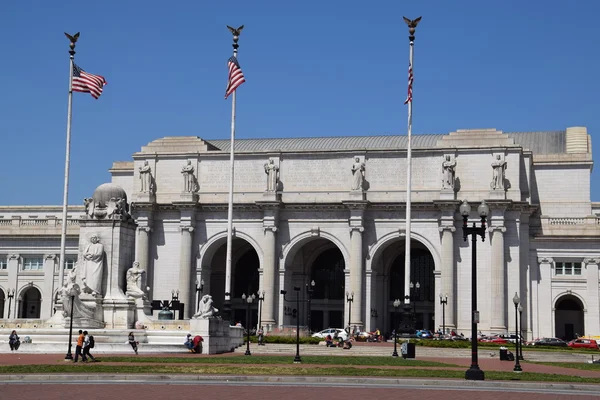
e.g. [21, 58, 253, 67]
[226, 25, 244, 36]
[64, 32, 80, 43]
[403, 17, 422, 28]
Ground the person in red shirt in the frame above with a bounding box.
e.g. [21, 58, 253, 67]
[192, 335, 203, 354]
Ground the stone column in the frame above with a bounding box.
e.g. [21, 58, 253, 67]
[439, 225, 456, 329]
[349, 225, 364, 327]
[7, 254, 19, 318]
[261, 226, 277, 328]
[489, 225, 507, 332]
[136, 227, 152, 289]
[584, 258, 600, 336]
[536, 257, 553, 338]
[179, 225, 194, 318]
[43, 254, 57, 319]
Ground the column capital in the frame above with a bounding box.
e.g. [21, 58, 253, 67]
[180, 226, 195, 233]
[438, 225, 456, 233]
[584, 258, 600, 266]
[8, 254, 19, 260]
[537, 257, 554, 264]
[349, 226, 365, 233]
[44, 254, 57, 260]
[137, 226, 153, 233]
[487, 225, 506, 233]
[264, 226, 278, 233]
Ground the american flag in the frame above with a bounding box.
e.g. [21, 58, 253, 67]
[225, 56, 246, 99]
[72, 63, 106, 99]
[404, 61, 413, 105]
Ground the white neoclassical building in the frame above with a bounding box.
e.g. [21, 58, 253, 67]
[0, 127, 599, 341]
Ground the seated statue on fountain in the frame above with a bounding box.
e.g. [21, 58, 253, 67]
[60, 265, 96, 320]
[126, 261, 146, 299]
[192, 294, 219, 319]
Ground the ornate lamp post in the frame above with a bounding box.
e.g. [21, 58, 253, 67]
[460, 199, 489, 381]
[195, 279, 204, 313]
[410, 282, 420, 318]
[281, 287, 302, 363]
[346, 291, 354, 329]
[518, 304, 524, 360]
[257, 290, 265, 330]
[306, 280, 315, 333]
[513, 292, 522, 372]
[6, 289, 15, 320]
[64, 294, 75, 360]
[242, 293, 255, 356]
[392, 299, 401, 357]
[439, 293, 448, 336]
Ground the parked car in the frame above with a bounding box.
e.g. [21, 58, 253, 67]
[568, 338, 599, 349]
[416, 330, 434, 339]
[528, 337, 568, 347]
[312, 328, 349, 341]
[479, 336, 508, 344]
[499, 334, 525, 344]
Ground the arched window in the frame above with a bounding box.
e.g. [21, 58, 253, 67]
[389, 249, 435, 301]
[311, 248, 345, 300]
[233, 250, 259, 298]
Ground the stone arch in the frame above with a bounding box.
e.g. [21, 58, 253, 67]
[199, 230, 264, 269]
[18, 285, 42, 319]
[280, 230, 350, 271]
[366, 230, 441, 273]
[554, 293, 585, 341]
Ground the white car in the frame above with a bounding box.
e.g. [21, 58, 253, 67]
[312, 328, 349, 341]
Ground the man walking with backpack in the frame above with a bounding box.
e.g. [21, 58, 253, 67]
[82, 331, 97, 362]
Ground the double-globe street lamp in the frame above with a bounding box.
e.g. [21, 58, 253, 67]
[281, 287, 302, 363]
[346, 291, 354, 330]
[518, 304, 524, 361]
[6, 289, 15, 319]
[64, 294, 75, 360]
[439, 294, 448, 336]
[392, 299, 401, 357]
[241, 293, 255, 356]
[257, 290, 265, 330]
[513, 293, 523, 372]
[460, 199, 489, 381]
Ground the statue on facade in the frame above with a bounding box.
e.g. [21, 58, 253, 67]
[351, 157, 365, 191]
[441, 155, 457, 190]
[84, 197, 95, 218]
[264, 158, 279, 191]
[181, 160, 198, 193]
[192, 294, 219, 319]
[139, 161, 153, 193]
[82, 235, 104, 296]
[60, 266, 96, 320]
[125, 261, 146, 299]
[490, 155, 507, 190]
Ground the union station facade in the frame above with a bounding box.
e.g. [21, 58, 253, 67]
[1, 127, 599, 341]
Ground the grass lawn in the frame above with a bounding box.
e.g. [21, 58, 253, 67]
[531, 362, 600, 371]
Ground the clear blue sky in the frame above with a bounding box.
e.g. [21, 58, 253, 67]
[2, 0, 599, 205]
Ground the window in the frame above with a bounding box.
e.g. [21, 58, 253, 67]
[64, 257, 77, 270]
[555, 262, 582, 276]
[0, 256, 7, 270]
[22, 257, 44, 271]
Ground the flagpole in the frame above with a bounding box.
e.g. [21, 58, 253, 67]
[224, 27, 242, 322]
[58, 33, 79, 295]
[403, 18, 420, 307]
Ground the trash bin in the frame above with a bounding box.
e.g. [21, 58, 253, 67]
[401, 342, 416, 359]
[499, 346, 509, 361]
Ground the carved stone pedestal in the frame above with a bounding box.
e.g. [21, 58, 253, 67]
[179, 192, 198, 203]
[189, 318, 244, 354]
[488, 190, 506, 200]
[439, 188, 455, 201]
[348, 190, 365, 201]
[262, 191, 279, 201]
[102, 298, 136, 329]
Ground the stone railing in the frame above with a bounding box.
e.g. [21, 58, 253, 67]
[536, 215, 600, 236]
[548, 218, 587, 225]
[0, 216, 81, 228]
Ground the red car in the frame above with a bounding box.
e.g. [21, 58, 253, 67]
[479, 336, 508, 344]
[568, 338, 599, 349]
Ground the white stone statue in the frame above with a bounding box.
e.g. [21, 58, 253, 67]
[139, 161, 153, 193]
[192, 294, 219, 319]
[61, 266, 95, 320]
[351, 157, 365, 191]
[84, 197, 95, 218]
[181, 160, 197, 193]
[82, 235, 104, 296]
[490, 155, 507, 190]
[442, 155, 457, 189]
[264, 158, 279, 191]
[125, 261, 146, 299]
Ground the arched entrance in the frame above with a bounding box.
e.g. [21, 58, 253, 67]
[19, 287, 41, 319]
[282, 237, 347, 332]
[206, 237, 260, 328]
[555, 295, 584, 341]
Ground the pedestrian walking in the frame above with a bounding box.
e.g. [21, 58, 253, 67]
[82, 330, 96, 362]
[8, 330, 20, 351]
[128, 332, 139, 355]
[74, 330, 84, 362]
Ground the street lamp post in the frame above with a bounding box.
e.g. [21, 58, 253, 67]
[392, 299, 401, 357]
[64, 294, 75, 360]
[195, 279, 204, 313]
[460, 199, 489, 381]
[242, 293, 255, 356]
[513, 293, 522, 372]
[257, 290, 265, 330]
[281, 287, 302, 363]
[439, 294, 448, 336]
[518, 304, 524, 361]
[306, 280, 315, 334]
[410, 282, 420, 323]
[346, 291, 354, 329]
[6, 289, 15, 320]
